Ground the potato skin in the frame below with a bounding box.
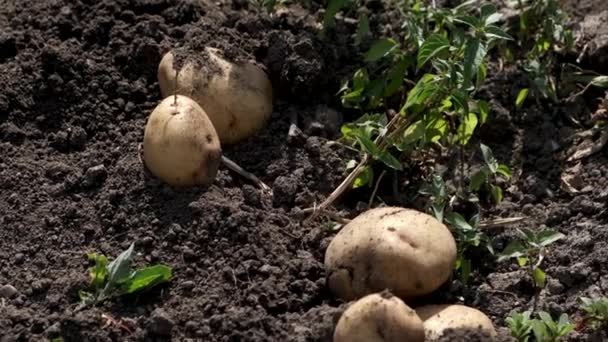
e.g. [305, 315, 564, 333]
[324, 207, 457, 301]
[415, 304, 497, 340]
[143, 95, 221, 187]
[334, 292, 425, 342]
[158, 48, 273, 145]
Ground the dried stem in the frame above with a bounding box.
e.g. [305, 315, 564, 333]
[221, 155, 272, 194]
[368, 170, 387, 208]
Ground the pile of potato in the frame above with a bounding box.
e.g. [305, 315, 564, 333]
[142, 46, 273, 187]
[325, 207, 497, 341]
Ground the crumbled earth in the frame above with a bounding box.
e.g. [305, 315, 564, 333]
[0, 0, 607, 341]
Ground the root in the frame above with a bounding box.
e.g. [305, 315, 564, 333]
[221, 155, 272, 194]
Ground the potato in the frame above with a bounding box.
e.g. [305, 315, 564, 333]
[158, 47, 273, 145]
[334, 291, 425, 342]
[324, 207, 456, 301]
[415, 304, 497, 340]
[143, 94, 221, 187]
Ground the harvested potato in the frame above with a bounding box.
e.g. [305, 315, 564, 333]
[334, 291, 425, 342]
[415, 304, 497, 340]
[158, 47, 273, 145]
[324, 207, 456, 301]
[143, 94, 221, 187]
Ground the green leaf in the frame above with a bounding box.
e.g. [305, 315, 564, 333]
[377, 150, 402, 170]
[106, 243, 135, 286]
[517, 256, 528, 266]
[119, 265, 173, 294]
[444, 212, 474, 231]
[427, 115, 448, 143]
[417, 34, 450, 70]
[87, 252, 108, 290]
[516, 88, 529, 109]
[457, 113, 478, 145]
[537, 230, 565, 247]
[402, 120, 426, 145]
[497, 240, 526, 261]
[365, 38, 399, 62]
[491, 185, 503, 204]
[402, 74, 439, 113]
[480, 143, 498, 173]
[496, 164, 511, 179]
[345, 159, 357, 170]
[463, 38, 487, 90]
[356, 13, 370, 44]
[469, 169, 488, 191]
[453, 16, 481, 29]
[485, 25, 513, 40]
[480, 3, 497, 21]
[476, 63, 488, 89]
[591, 75, 608, 88]
[353, 165, 374, 188]
[384, 58, 408, 97]
[477, 100, 489, 125]
[533, 267, 547, 288]
[484, 13, 502, 26]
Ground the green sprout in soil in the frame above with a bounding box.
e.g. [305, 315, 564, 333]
[497, 228, 565, 289]
[503, 0, 574, 105]
[580, 297, 608, 331]
[78, 243, 172, 308]
[506, 310, 575, 342]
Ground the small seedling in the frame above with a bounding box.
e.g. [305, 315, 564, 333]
[580, 297, 608, 330]
[507, 310, 574, 342]
[78, 243, 172, 308]
[498, 228, 565, 288]
[469, 143, 511, 204]
[506, 311, 534, 341]
[444, 211, 493, 284]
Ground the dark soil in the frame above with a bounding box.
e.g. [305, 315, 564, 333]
[0, 0, 607, 341]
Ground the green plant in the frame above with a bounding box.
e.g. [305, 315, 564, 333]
[507, 311, 534, 342]
[444, 211, 493, 284]
[507, 310, 575, 342]
[498, 228, 565, 288]
[328, 2, 512, 194]
[505, 0, 574, 105]
[580, 297, 608, 330]
[469, 143, 511, 204]
[78, 243, 173, 308]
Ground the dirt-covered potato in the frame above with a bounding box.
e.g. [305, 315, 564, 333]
[158, 47, 273, 145]
[324, 207, 457, 301]
[415, 304, 497, 340]
[334, 291, 425, 342]
[143, 95, 221, 187]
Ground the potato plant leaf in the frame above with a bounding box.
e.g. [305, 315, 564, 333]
[106, 243, 135, 286]
[463, 38, 487, 90]
[533, 267, 546, 288]
[353, 165, 373, 188]
[402, 74, 439, 114]
[496, 164, 511, 179]
[365, 38, 398, 62]
[469, 169, 488, 191]
[480, 143, 498, 173]
[119, 265, 173, 295]
[536, 230, 565, 247]
[485, 25, 513, 40]
[591, 75, 608, 88]
[491, 184, 503, 203]
[87, 252, 108, 290]
[417, 34, 450, 70]
[457, 112, 478, 145]
[516, 88, 529, 108]
[477, 100, 490, 125]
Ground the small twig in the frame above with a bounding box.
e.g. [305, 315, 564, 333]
[368, 170, 387, 208]
[299, 207, 351, 224]
[478, 216, 526, 229]
[221, 155, 272, 193]
[576, 43, 589, 64]
[101, 313, 133, 334]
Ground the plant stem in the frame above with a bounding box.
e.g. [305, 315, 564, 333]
[221, 155, 272, 193]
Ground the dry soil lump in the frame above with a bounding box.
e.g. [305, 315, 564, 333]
[324, 207, 457, 301]
[157, 47, 273, 145]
